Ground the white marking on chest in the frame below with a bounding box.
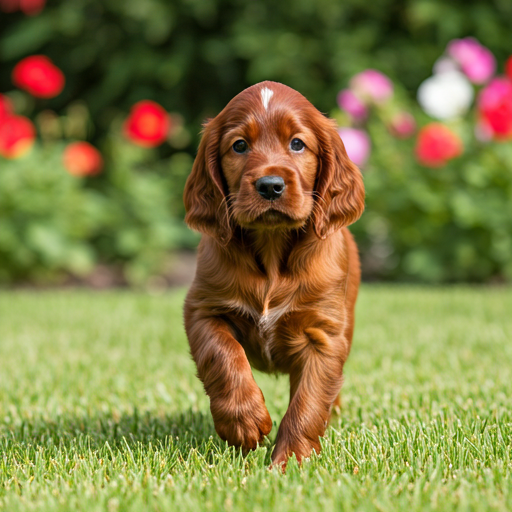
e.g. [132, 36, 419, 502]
[225, 297, 293, 371]
[260, 87, 274, 110]
[258, 303, 291, 334]
[258, 303, 291, 370]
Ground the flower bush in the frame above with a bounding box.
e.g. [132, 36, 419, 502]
[0, 0, 511, 285]
[0, 51, 195, 285]
[336, 38, 512, 282]
[0, 140, 197, 285]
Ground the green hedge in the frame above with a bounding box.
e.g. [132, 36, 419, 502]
[2, 0, 511, 139]
[0, 140, 197, 285]
[351, 116, 512, 282]
[1, 0, 512, 284]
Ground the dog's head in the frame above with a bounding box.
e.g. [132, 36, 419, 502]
[184, 81, 365, 243]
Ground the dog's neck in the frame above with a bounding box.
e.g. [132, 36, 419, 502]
[232, 224, 322, 278]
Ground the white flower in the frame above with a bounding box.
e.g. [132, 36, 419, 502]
[432, 56, 459, 75]
[417, 70, 474, 120]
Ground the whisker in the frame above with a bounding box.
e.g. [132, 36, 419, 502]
[310, 191, 328, 208]
[217, 193, 236, 229]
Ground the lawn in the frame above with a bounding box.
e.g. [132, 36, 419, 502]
[1, 286, 511, 512]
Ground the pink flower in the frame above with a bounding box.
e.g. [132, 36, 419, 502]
[350, 69, 393, 104]
[389, 112, 416, 138]
[477, 77, 512, 140]
[447, 38, 496, 84]
[338, 127, 371, 167]
[336, 89, 367, 120]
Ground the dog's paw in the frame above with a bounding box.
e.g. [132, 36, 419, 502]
[211, 385, 272, 451]
[271, 436, 320, 470]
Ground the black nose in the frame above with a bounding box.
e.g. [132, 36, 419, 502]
[255, 176, 286, 200]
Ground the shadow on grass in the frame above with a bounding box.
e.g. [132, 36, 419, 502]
[3, 409, 275, 465]
[6, 409, 215, 448]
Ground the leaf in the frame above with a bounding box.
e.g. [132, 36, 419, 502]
[0, 16, 54, 60]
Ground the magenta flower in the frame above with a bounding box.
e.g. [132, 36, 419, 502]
[338, 127, 371, 167]
[337, 89, 367, 120]
[447, 38, 496, 84]
[477, 77, 512, 139]
[350, 69, 393, 104]
[389, 112, 416, 139]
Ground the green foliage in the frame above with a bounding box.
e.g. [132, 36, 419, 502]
[0, 142, 196, 284]
[1, 0, 512, 283]
[0, 145, 106, 282]
[98, 139, 198, 285]
[347, 106, 512, 282]
[1, 0, 511, 138]
[1, 287, 512, 510]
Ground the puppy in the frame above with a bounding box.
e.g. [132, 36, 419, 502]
[183, 81, 365, 467]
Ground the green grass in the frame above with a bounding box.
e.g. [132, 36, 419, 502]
[1, 286, 512, 512]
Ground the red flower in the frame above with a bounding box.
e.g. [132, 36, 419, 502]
[415, 123, 463, 167]
[477, 77, 512, 140]
[0, 94, 14, 121]
[19, 0, 45, 15]
[0, 0, 45, 13]
[506, 56, 512, 82]
[63, 142, 104, 177]
[12, 55, 65, 99]
[0, 115, 36, 159]
[123, 100, 170, 147]
[0, 0, 19, 12]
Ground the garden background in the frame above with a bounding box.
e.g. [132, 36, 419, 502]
[1, 0, 512, 286]
[2, 3, 512, 512]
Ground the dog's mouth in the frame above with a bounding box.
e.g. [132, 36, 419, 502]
[231, 186, 311, 230]
[248, 207, 307, 229]
[256, 210, 293, 224]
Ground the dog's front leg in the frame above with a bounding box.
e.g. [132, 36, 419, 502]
[271, 327, 346, 467]
[185, 310, 272, 451]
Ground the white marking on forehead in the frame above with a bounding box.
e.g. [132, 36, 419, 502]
[260, 87, 274, 110]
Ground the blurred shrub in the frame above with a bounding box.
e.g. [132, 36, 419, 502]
[0, 140, 196, 285]
[97, 139, 197, 285]
[1, 0, 511, 140]
[1, 0, 512, 284]
[336, 43, 512, 283]
[352, 122, 512, 282]
[0, 144, 105, 282]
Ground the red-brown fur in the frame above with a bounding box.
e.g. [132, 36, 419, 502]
[183, 81, 365, 468]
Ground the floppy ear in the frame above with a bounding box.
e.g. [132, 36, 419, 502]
[312, 119, 365, 239]
[183, 118, 232, 244]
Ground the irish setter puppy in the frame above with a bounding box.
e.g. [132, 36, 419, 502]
[183, 81, 365, 467]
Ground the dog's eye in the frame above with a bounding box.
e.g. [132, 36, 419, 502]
[290, 138, 305, 152]
[232, 140, 248, 153]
